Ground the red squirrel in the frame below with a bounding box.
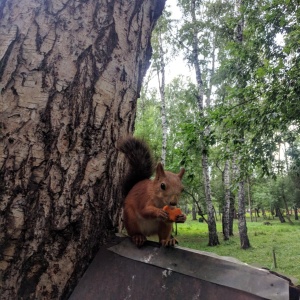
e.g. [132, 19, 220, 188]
[118, 136, 186, 247]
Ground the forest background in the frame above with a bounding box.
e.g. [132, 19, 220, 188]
[134, 0, 300, 281]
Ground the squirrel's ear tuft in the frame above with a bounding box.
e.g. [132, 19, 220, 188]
[155, 162, 165, 180]
[178, 168, 185, 180]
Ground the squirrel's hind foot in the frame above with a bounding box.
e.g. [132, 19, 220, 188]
[160, 237, 178, 247]
[132, 234, 147, 247]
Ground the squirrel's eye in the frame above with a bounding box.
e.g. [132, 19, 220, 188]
[161, 183, 166, 190]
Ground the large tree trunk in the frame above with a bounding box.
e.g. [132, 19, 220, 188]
[0, 0, 165, 299]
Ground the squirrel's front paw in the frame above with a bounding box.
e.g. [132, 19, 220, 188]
[157, 209, 169, 221]
[175, 214, 186, 223]
[161, 237, 178, 247]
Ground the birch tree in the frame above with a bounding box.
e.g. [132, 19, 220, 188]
[223, 159, 231, 240]
[154, 25, 168, 165]
[151, 10, 175, 166]
[0, 0, 165, 298]
[177, 0, 219, 246]
[232, 0, 251, 249]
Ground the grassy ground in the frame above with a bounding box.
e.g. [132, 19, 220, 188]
[175, 215, 300, 284]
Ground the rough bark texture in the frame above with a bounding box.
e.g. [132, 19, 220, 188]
[0, 0, 165, 298]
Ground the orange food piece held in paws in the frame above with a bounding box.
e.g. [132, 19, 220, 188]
[163, 205, 183, 222]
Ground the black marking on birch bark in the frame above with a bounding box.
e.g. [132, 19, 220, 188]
[34, 19, 43, 53]
[18, 252, 49, 299]
[0, 27, 18, 82]
[39, 31, 58, 90]
[48, 222, 82, 258]
[27, 168, 44, 192]
[93, 0, 114, 29]
[120, 66, 127, 82]
[0, 170, 6, 201]
[152, 0, 166, 23]
[69, 46, 99, 126]
[94, 23, 118, 67]
[10, 86, 18, 96]
[129, 107, 136, 133]
[117, 88, 128, 122]
[128, 1, 143, 40]
[0, 0, 8, 20]
[70, 156, 89, 205]
[45, 0, 73, 16]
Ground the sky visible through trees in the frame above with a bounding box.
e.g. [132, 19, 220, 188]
[147, 3, 194, 88]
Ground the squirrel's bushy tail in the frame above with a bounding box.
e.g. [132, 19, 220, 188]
[118, 136, 154, 197]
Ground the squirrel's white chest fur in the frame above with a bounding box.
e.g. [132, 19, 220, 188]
[136, 213, 160, 236]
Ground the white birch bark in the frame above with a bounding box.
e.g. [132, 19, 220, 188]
[191, 0, 219, 246]
[247, 177, 253, 222]
[237, 178, 251, 248]
[156, 30, 167, 166]
[233, 0, 250, 249]
[223, 159, 231, 240]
